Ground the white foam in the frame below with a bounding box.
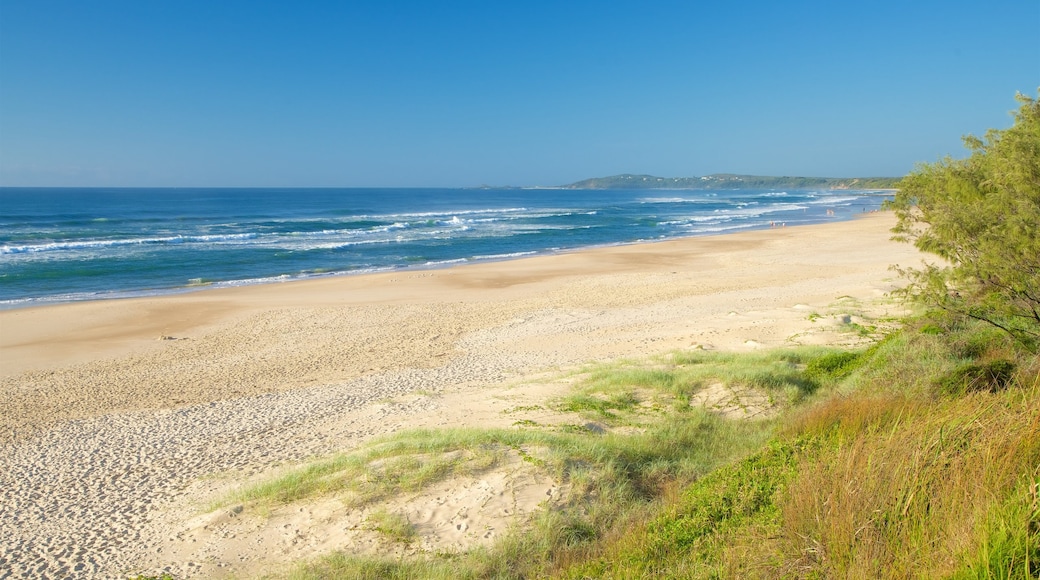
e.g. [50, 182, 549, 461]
[470, 251, 539, 261]
[639, 197, 716, 204]
[0, 233, 260, 255]
[805, 196, 859, 205]
[421, 258, 469, 267]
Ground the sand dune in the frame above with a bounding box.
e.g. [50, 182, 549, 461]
[0, 213, 925, 578]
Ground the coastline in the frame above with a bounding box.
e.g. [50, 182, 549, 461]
[0, 212, 925, 578]
[0, 212, 902, 380]
[0, 187, 891, 311]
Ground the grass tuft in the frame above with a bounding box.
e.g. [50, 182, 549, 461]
[938, 359, 1017, 395]
[365, 509, 417, 545]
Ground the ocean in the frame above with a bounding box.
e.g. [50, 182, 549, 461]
[0, 187, 890, 308]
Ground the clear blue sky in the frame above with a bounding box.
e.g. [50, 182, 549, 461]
[1, 0, 1037, 187]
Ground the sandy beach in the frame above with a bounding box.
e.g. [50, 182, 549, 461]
[0, 213, 924, 578]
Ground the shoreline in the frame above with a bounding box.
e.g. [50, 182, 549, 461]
[0, 203, 888, 312]
[0, 212, 895, 379]
[0, 212, 924, 578]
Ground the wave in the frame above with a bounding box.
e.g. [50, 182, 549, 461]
[420, 258, 469, 267]
[357, 207, 530, 220]
[660, 203, 809, 226]
[0, 188, 894, 309]
[659, 216, 723, 225]
[715, 203, 808, 217]
[639, 196, 718, 204]
[1, 204, 620, 261]
[0, 285, 213, 309]
[209, 266, 402, 288]
[0, 233, 259, 255]
[305, 222, 410, 237]
[470, 251, 539, 261]
[689, 223, 758, 234]
[1, 221, 424, 258]
[0, 197, 828, 262]
[805, 196, 860, 205]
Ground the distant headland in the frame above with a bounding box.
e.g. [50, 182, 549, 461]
[557, 173, 900, 190]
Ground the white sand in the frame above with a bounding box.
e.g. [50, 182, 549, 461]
[0, 213, 924, 578]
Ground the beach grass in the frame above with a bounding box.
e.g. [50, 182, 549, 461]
[250, 316, 1040, 579]
[218, 347, 841, 515]
[365, 508, 418, 545]
[551, 320, 1040, 579]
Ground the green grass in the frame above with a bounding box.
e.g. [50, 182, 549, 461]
[214, 430, 503, 510]
[772, 386, 1039, 578]
[552, 320, 1040, 579]
[365, 509, 417, 545]
[277, 408, 773, 580]
[224, 348, 841, 514]
[555, 348, 837, 425]
[222, 322, 1040, 579]
[213, 347, 857, 578]
[560, 438, 807, 579]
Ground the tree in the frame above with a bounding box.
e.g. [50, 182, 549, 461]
[888, 90, 1040, 347]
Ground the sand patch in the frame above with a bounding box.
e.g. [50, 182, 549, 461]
[150, 453, 562, 579]
[690, 382, 778, 420]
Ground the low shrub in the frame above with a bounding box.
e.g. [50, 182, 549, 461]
[938, 359, 1017, 395]
[804, 350, 862, 383]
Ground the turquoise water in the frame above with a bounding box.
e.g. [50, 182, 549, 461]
[0, 187, 889, 308]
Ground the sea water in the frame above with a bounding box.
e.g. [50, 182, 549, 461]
[0, 187, 890, 308]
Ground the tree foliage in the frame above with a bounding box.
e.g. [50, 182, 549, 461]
[889, 90, 1040, 347]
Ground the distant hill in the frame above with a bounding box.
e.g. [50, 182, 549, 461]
[562, 173, 900, 190]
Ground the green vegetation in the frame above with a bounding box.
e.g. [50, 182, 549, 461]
[264, 320, 1037, 579]
[558, 321, 1039, 579]
[889, 90, 1040, 348]
[564, 173, 900, 190]
[214, 349, 839, 579]
[199, 93, 1040, 579]
[218, 351, 805, 516]
[366, 509, 418, 545]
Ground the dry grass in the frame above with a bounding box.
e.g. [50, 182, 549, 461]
[269, 326, 1040, 579]
[552, 325, 1040, 580]
[771, 386, 1040, 578]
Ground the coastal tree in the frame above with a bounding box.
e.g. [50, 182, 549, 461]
[888, 90, 1040, 347]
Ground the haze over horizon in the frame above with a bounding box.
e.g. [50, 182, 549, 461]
[1, 0, 1037, 188]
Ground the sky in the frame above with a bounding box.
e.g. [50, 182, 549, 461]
[0, 1, 1037, 187]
